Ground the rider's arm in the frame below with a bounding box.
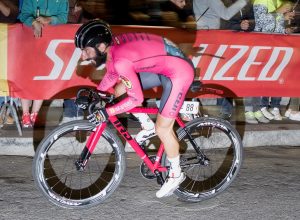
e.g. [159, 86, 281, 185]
[105, 59, 144, 116]
[97, 69, 119, 92]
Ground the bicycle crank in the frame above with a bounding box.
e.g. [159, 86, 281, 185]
[139, 155, 157, 179]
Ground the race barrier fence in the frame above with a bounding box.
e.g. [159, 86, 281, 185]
[0, 23, 300, 99]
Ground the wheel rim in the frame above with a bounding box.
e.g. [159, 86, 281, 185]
[175, 119, 242, 200]
[35, 124, 123, 207]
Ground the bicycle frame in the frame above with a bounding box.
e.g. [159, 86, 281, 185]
[79, 107, 186, 174]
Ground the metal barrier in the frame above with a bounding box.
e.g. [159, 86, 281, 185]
[0, 97, 22, 136]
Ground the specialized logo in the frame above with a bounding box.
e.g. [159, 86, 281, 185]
[120, 76, 132, 89]
[34, 40, 82, 80]
[191, 44, 293, 81]
[33, 40, 293, 83]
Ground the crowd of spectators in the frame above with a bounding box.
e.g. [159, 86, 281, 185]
[18, 0, 69, 127]
[1, 0, 300, 130]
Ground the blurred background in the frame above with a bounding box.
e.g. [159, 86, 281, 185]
[75, 0, 300, 32]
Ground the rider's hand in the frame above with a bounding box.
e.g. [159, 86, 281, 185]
[87, 108, 109, 126]
[98, 92, 114, 103]
[75, 96, 89, 110]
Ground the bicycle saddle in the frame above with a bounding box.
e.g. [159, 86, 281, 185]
[190, 80, 202, 92]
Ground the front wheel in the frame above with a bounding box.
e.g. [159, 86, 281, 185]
[32, 120, 126, 208]
[162, 117, 243, 202]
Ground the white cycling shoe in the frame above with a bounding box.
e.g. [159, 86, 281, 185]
[156, 172, 186, 198]
[135, 127, 156, 145]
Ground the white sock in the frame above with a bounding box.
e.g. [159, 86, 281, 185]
[168, 155, 181, 178]
[132, 113, 155, 130]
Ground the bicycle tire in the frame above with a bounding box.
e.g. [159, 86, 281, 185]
[32, 120, 126, 208]
[162, 117, 243, 202]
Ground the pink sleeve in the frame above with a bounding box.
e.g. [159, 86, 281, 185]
[96, 64, 119, 92]
[106, 59, 144, 116]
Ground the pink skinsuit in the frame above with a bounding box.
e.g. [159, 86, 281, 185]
[97, 33, 194, 119]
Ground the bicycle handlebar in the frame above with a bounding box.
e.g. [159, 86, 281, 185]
[75, 88, 114, 114]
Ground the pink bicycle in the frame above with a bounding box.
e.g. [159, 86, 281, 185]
[32, 87, 243, 208]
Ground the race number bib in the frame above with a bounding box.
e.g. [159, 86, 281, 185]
[179, 101, 199, 114]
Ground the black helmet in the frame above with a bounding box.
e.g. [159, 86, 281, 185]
[74, 19, 112, 49]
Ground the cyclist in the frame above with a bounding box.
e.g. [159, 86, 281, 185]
[74, 19, 195, 198]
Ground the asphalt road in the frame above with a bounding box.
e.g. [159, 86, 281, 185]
[0, 146, 299, 220]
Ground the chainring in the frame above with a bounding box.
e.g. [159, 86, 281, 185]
[139, 155, 157, 179]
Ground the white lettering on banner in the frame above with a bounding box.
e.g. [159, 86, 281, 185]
[192, 44, 294, 81]
[238, 46, 270, 81]
[203, 45, 228, 80]
[34, 40, 82, 80]
[258, 47, 293, 81]
[215, 45, 249, 80]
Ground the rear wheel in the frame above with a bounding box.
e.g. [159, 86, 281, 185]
[162, 117, 243, 202]
[32, 121, 126, 208]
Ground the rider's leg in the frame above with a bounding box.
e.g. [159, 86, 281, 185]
[155, 114, 178, 158]
[133, 113, 156, 144]
[155, 114, 181, 174]
[155, 114, 185, 198]
[114, 83, 155, 144]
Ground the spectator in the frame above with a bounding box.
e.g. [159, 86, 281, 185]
[253, 0, 295, 121]
[221, 0, 269, 124]
[283, 1, 300, 121]
[19, 0, 68, 127]
[68, 0, 94, 24]
[19, 0, 68, 38]
[221, 0, 255, 31]
[0, 0, 19, 126]
[161, 0, 194, 28]
[192, 0, 248, 29]
[175, 0, 248, 120]
[285, 97, 300, 121]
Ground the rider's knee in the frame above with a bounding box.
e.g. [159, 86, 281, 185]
[155, 123, 172, 138]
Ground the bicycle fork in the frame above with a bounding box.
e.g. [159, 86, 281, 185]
[75, 123, 107, 171]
